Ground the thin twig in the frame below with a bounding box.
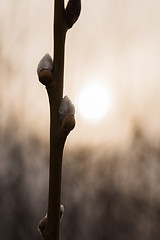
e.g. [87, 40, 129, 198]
[37, 0, 81, 239]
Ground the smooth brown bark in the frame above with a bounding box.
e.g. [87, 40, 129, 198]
[39, 0, 81, 239]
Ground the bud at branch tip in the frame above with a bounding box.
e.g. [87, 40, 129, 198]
[65, 0, 81, 29]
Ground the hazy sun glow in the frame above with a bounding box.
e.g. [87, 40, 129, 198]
[77, 83, 112, 122]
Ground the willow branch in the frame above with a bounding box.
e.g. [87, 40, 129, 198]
[37, 0, 81, 240]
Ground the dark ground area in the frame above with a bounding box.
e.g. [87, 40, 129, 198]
[0, 124, 160, 240]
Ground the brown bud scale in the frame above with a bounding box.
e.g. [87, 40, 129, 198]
[61, 114, 75, 133]
[65, 0, 81, 29]
[38, 69, 54, 86]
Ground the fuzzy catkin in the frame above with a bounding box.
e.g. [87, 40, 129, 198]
[59, 96, 75, 121]
[37, 53, 53, 74]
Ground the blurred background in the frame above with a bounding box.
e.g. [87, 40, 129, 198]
[1, 0, 160, 239]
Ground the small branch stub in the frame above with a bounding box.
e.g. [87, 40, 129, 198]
[38, 205, 64, 239]
[65, 0, 81, 29]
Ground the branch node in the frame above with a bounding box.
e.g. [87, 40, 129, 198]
[38, 205, 64, 239]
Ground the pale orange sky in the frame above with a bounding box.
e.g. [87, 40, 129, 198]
[0, 0, 160, 148]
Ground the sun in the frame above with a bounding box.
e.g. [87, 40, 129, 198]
[76, 83, 112, 123]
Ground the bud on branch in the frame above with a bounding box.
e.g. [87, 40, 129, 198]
[59, 96, 75, 120]
[59, 96, 75, 133]
[65, 0, 81, 29]
[37, 54, 54, 87]
[38, 205, 64, 238]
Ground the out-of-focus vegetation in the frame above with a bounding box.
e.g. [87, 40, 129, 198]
[1, 123, 160, 240]
[1, 1, 160, 239]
